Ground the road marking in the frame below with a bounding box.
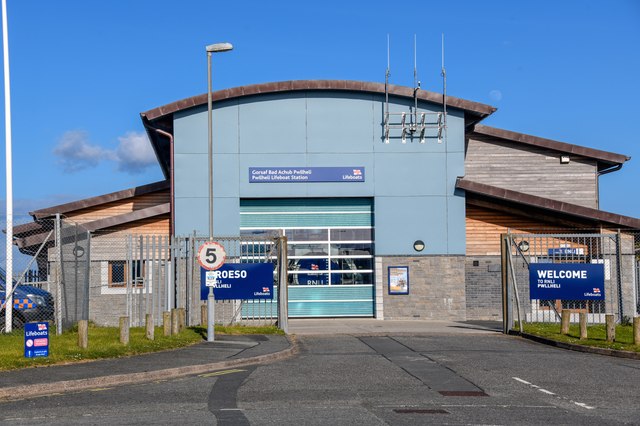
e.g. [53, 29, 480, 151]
[199, 369, 246, 378]
[512, 377, 594, 410]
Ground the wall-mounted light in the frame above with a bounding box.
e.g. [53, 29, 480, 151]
[413, 240, 425, 252]
[560, 156, 570, 164]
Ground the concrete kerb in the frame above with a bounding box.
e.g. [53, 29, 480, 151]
[511, 331, 640, 360]
[0, 335, 299, 402]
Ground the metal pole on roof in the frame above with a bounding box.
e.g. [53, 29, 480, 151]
[2, 0, 13, 333]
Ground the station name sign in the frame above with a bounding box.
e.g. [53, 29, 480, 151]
[529, 263, 605, 300]
[249, 167, 365, 183]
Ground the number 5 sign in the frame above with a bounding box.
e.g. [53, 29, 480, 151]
[198, 242, 226, 270]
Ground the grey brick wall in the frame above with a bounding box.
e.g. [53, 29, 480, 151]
[465, 256, 503, 320]
[380, 256, 466, 320]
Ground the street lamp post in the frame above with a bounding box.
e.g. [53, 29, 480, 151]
[206, 42, 233, 241]
[205, 42, 232, 343]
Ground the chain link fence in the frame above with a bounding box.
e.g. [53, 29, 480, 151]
[503, 230, 639, 331]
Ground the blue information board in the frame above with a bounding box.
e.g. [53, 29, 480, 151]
[200, 263, 274, 300]
[24, 322, 49, 358]
[529, 263, 605, 300]
[249, 167, 365, 183]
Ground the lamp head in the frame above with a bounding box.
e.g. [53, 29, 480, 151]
[206, 42, 233, 53]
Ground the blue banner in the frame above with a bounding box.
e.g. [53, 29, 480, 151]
[249, 167, 365, 183]
[200, 263, 274, 300]
[529, 263, 605, 300]
[24, 322, 49, 358]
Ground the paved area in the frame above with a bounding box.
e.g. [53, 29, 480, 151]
[0, 320, 501, 401]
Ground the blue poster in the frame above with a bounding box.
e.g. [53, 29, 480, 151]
[529, 263, 605, 300]
[24, 322, 49, 358]
[200, 263, 275, 300]
[249, 167, 365, 183]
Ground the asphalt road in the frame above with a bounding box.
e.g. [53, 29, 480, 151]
[1, 333, 639, 425]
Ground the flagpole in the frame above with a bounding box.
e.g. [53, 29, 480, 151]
[2, 0, 14, 333]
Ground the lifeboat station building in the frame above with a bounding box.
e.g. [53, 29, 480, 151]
[18, 80, 640, 323]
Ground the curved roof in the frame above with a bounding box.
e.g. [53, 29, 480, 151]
[141, 80, 496, 122]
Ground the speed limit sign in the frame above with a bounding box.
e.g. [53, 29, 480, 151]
[198, 241, 226, 270]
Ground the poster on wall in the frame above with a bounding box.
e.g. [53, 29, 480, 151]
[388, 266, 409, 295]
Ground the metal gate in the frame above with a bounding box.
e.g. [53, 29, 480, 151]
[172, 234, 286, 327]
[502, 231, 638, 332]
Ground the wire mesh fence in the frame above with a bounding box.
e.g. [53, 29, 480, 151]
[504, 230, 639, 329]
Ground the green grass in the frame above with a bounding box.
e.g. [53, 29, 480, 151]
[520, 322, 640, 353]
[0, 323, 283, 371]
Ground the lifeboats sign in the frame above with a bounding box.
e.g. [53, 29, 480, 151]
[200, 263, 274, 301]
[529, 263, 605, 300]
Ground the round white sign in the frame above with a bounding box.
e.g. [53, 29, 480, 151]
[198, 242, 226, 270]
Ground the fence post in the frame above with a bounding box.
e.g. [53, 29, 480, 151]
[634, 316, 640, 345]
[78, 320, 88, 349]
[579, 312, 588, 340]
[120, 316, 130, 344]
[277, 235, 289, 334]
[500, 234, 511, 334]
[561, 309, 571, 335]
[606, 314, 616, 342]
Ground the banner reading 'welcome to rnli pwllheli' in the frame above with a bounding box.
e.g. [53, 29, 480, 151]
[529, 263, 605, 300]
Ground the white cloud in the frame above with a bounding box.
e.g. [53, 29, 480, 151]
[114, 131, 158, 174]
[53, 130, 114, 172]
[53, 130, 157, 175]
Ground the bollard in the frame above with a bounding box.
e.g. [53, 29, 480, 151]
[179, 308, 186, 332]
[145, 314, 154, 340]
[201, 304, 207, 327]
[78, 320, 88, 349]
[634, 317, 640, 346]
[605, 314, 615, 342]
[171, 309, 180, 335]
[163, 311, 171, 337]
[579, 313, 588, 340]
[561, 309, 571, 335]
[119, 316, 130, 345]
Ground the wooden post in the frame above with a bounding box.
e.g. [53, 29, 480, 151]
[171, 309, 179, 335]
[605, 314, 615, 342]
[163, 311, 171, 337]
[145, 314, 154, 340]
[78, 320, 88, 349]
[579, 313, 587, 340]
[119, 316, 130, 345]
[201, 304, 207, 327]
[634, 317, 640, 345]
[179, 308, 186, 332]
[561, 309, 571, 335]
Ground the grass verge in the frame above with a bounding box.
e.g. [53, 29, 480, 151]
[0, 323, 283, 371]
[520, 322, 640, 353]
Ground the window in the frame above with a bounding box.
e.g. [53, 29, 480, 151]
[108, 260, 144, 288]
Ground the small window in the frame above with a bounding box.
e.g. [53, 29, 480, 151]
[108, 260, 144, 288]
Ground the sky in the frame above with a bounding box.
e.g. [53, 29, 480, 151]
[1, 0, 639, 223]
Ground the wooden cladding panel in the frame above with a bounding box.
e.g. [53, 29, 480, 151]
[91, 217, 170, 237]
[465, 138, 598, 208]
[466, 204, 552, 255]
[65, 190, 170, 224]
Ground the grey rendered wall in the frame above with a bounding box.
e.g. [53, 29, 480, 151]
[465, 137, 599, 208]
[174, 91, 467, 256]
